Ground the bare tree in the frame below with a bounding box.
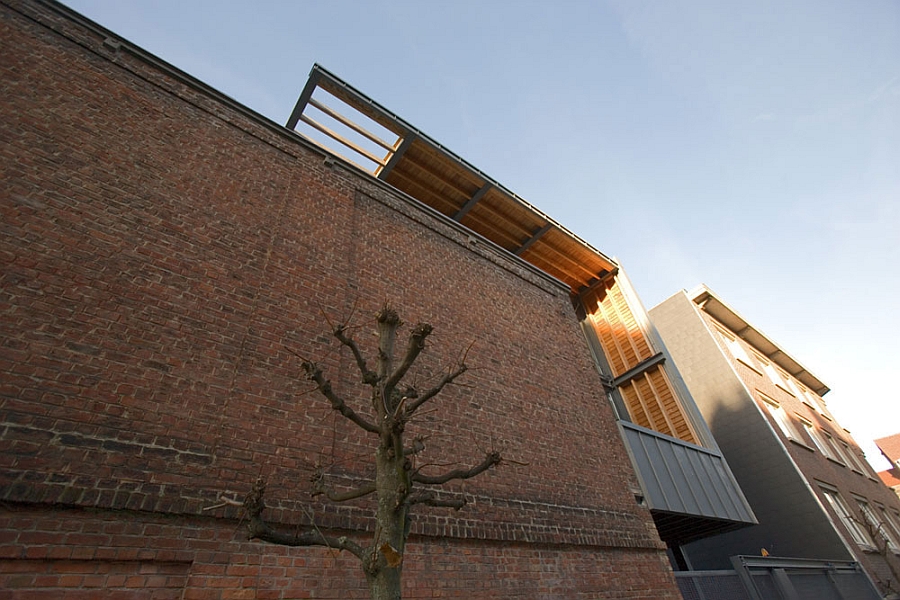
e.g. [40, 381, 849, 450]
[210, 305, 502, 600]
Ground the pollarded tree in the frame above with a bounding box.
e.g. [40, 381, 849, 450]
[212, 305, 502, 600]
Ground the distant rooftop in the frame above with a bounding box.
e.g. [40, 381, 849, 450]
[687, 285, 829, 397]
[286, 65, 617, 294]
[878, 469, 900, 489]
[876, 433, 900, 464]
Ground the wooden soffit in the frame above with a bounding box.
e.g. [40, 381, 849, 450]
[286, 64, 617, 293]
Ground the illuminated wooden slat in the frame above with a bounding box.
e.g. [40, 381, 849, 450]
[622, 385, 651, 430]
[642, 371, 680, 440]
[298, 132, 373, 174]
[654, 365, 699, 444]
[299, 113, 387, 167]
[630, 379, 667, 435]
[308, 98, 396, 152]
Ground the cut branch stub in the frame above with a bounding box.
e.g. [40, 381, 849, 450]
[375, 304, 401, 389]
[403, 437, 426, 456]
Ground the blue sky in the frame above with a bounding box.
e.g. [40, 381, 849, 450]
[62, 0, 899, 468]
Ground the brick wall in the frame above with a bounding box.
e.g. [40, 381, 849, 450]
[0, 505, 678, 599]
[0, 0, 679, 597]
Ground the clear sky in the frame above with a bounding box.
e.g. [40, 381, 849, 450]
[61, 0, 899, 469]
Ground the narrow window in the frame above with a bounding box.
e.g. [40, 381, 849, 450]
[800, 419, 835, 459]
[714, 324, 756, 369]
[839, 440, 871, 476]
[820, 486, 874, 548]
[760, 394, 800, 441]
[822, 431, 845, 465]
[875, 504, 900, 553]
[760, 357, 786, 388]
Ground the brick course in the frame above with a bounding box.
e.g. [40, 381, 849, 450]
[0, 0, 679, 596]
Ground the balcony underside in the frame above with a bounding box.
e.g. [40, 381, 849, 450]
[620, 421, 756, 545]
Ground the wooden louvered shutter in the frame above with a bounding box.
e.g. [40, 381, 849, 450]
[584, 278, 698, 445]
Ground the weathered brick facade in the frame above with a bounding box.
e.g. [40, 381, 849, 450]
[0, 0, 680, 597]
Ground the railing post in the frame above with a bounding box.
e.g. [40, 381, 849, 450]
[730, 556, 766, 600]
[771, 568, 800, 600]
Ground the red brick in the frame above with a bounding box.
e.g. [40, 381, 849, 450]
[0, 0, 680, 598]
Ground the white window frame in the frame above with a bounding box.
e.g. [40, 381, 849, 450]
[839, 439, 871, 476]
[760, 358, 786, 388]
[714, 324, 757, 370]
[760, 394, 801, 441]
[819, 485, 874, 549]
[822, 431, 846, 465]
[875, 503, 900, 553]
[785, 377, 804, 399]
[800, 418, 836, 459]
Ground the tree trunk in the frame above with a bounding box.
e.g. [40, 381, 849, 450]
[369, 566, 402, 600]
[368, 435, 409, 600]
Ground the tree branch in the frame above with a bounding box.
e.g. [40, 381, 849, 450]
[302, 361, 379, 434]
[408, 491, 466, 510]
[333, 325, 378, 385]
[247, 517, 366, 559]
[412, 451, 501, 485]
[241, 478, 365, 560]
[311, 470, 377, 503]
[404, 364, 468, 415]
[384, 323, 432, 394]
[375, 305, 401, 419]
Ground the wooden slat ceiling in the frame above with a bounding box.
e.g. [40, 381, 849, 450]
[286, 64, 618, 293]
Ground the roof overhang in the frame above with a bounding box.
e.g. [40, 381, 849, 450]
[286, 64, 618, 294]
[687, 285, 830, 396]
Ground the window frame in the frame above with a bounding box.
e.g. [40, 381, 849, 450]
[838, 439, 871, 476]
[714, 324, 759, 372]
[821, 430, 846, 466]
[759, 393, 802, 442]
[759, 356, 786, 389]
[819, 484, 875, 550]
[874, 503, 900, 554]
[799, 417, 836, 460]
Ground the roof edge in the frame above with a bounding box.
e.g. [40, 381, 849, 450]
[686, 285, 830, 396]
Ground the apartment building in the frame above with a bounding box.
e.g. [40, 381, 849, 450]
[650, 286, 900, 595]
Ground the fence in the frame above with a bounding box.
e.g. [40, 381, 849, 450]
[675, 555, 882, 600]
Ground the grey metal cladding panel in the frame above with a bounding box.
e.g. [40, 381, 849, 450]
[624, 425, 687, 514]
[648, 434, 689, 514]
[672, 442, 716, 516]
[698, 449, 753, 522]
[675, 438, 749, 522]
[623, 423, 753, 522]
[706, 452, 755, 522]
[686, 446, 741, 520]
[623, 426, 667, 510]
